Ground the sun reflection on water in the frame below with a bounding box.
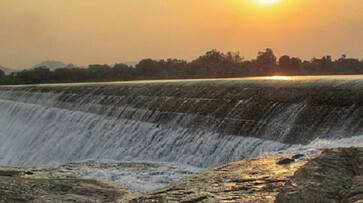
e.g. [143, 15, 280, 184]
[266, 76, 294, 80]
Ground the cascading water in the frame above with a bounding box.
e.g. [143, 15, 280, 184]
[2, 76, 363, 191]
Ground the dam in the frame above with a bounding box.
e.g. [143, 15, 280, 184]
[1, 75, 363, 168]
[0, 76, 363, 192]
[2, 75, 363, 191]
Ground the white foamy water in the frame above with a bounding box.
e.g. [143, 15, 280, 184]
[53, 161, 202, 192]
[0, 98, 289, 168]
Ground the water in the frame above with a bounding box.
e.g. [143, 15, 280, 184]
[1, 76, 363, 191]
[0, 98, 288, 168]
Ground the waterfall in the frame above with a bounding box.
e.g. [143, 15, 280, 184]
[1, 76, 363, 168]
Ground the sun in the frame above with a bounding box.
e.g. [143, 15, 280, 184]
[254, 0, 282, 6]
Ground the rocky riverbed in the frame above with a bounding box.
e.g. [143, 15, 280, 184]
[1, 148, 363, 202]
[0, 168, 139, 202]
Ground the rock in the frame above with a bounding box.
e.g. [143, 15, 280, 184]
[2, 148, 363, 202]
[277, 158, 295, 165]
[132, 148, 363, 202]
[276, 148, 363, 203]
[130, 154, 309, 202]
[291, 154, 305, 160]
[0, 170, 21, 177]
[0, 168, 139, 203]
[24, 171, 34, 175]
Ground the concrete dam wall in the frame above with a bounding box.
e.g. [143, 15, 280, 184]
[1, 76, 363, 168]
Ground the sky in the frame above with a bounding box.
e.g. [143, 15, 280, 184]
[1, 0, 363, 69]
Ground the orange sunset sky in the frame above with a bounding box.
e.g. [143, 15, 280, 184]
[0, 0, 362, 69]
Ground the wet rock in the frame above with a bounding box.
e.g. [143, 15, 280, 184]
[131, 154, 309, 202]
[277, 158, 295, 165]
[2, 148, 363, 202]
[0, 170, 21, 177]
[0, 167, 139, 203]
[291, 154, 305, 160]
[132, 148, 363, 202]
[276, 148, 363, 203]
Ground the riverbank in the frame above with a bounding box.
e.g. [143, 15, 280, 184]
[1, 148, 363, 202]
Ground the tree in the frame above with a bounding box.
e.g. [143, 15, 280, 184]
[2, 49, 363, 85]
[191, 50, 224, 66]
[163, 59, 188, 78]
[321, 56, 333, 71]
[135, 59, 165, 78]
[278, 55, 302, 75]
[113, 63, 134, 80]
[256, 48, 277, 74]
[335, 55, 361, 74]
[306, 56, 334, 74]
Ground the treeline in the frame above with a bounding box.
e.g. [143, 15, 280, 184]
[1, 48, 363, 85]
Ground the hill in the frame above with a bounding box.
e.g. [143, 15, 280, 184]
[0, 65, 16, 75]
[32, 60, 67, 70]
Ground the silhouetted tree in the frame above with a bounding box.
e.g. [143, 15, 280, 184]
[278, 55, 302, 75]
[163, 59, 188, 78]
[335, 55, 361, 73]
[16, 66, 51, 84]
[113, 63, 135, 80]
[2, 48, 363, 85]
[0, 70, 4, 79]
[189, 49, 225, 77]
[256, 48, 277, 74]
[135, 59, 165, 78]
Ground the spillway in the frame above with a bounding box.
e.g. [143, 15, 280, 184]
[1, 75, 363, 168]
